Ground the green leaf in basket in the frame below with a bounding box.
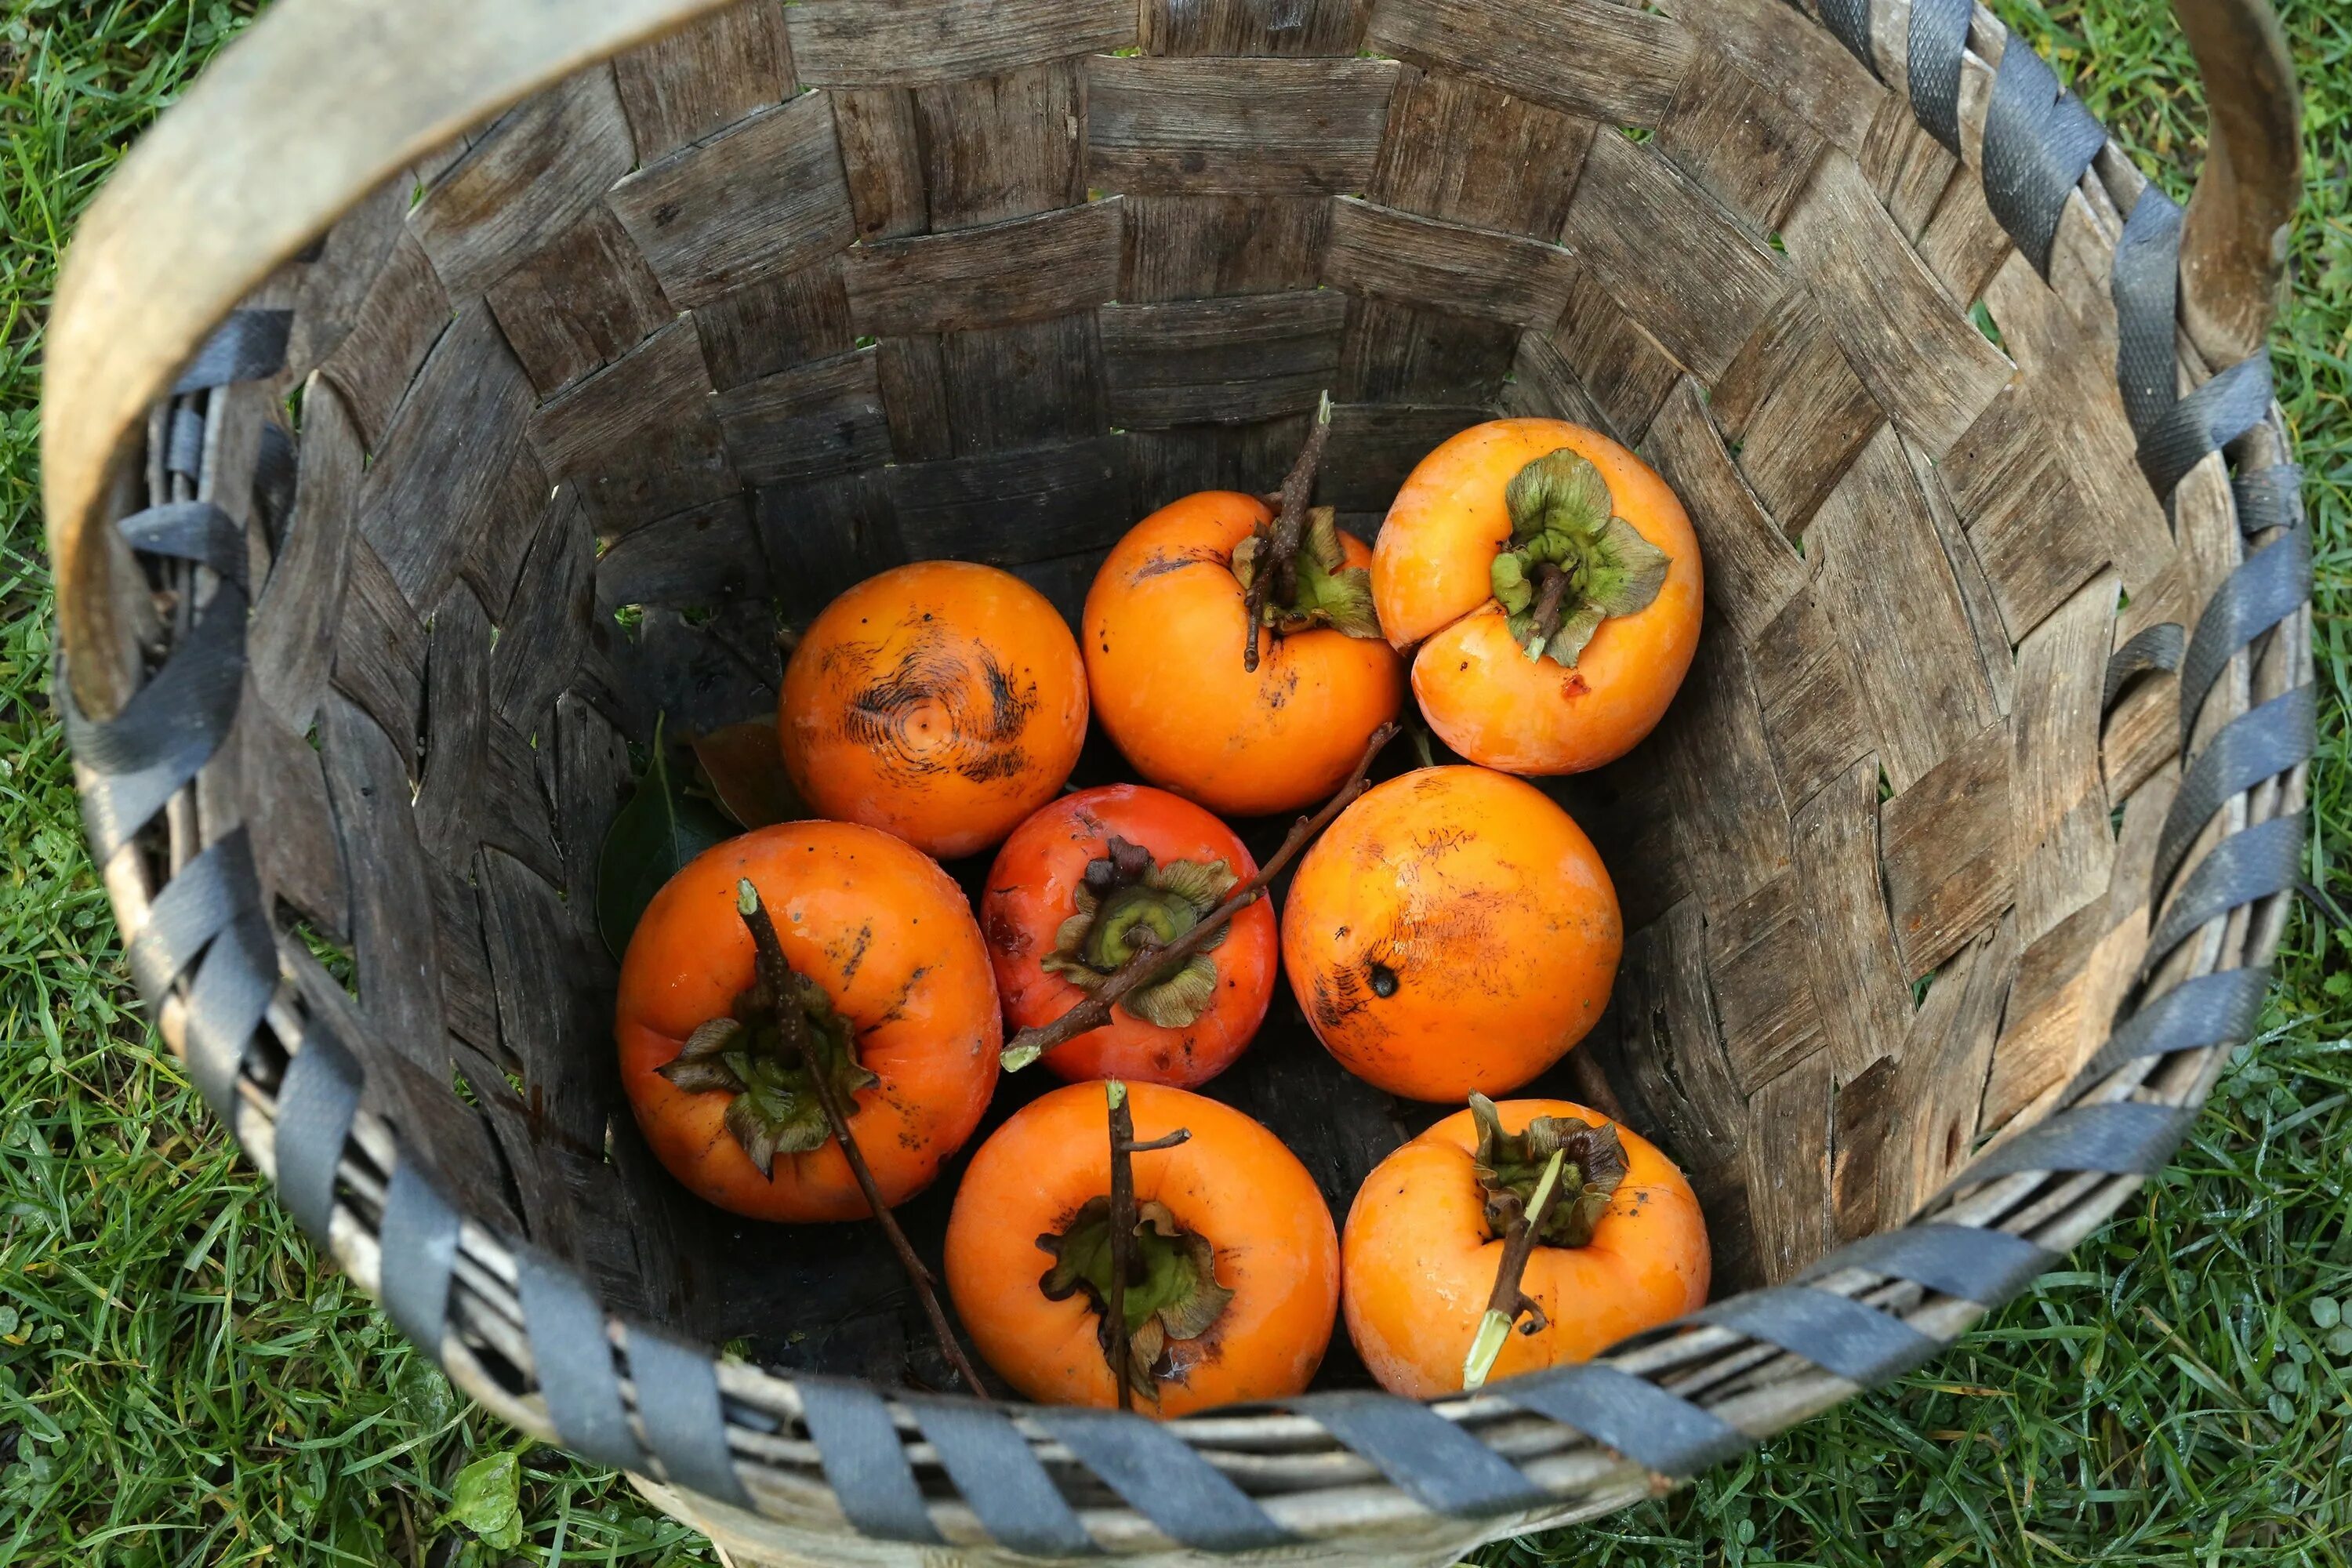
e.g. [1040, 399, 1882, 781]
[440, 1446, 524, 1552]
[597, 714, 737, 958]
[690, 719, 806, 831]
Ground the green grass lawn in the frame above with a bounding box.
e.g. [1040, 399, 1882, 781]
[2, 2, 2346, 1564]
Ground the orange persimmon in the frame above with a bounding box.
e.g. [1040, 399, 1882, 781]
[1280, 765, 1621, 1101]
[615, 821, 1000, 1222]
[780, 561, 1087, 859]
[944, 1081, 1339, 1415]
[1343, 1097, 1709, 1397]
[1084, 490, 1403, 818]
[982, 785, 1278, 1087]
[1373, 419, 1703, 775]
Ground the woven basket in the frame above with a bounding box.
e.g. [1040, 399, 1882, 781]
[43, 0, 2313, 1561]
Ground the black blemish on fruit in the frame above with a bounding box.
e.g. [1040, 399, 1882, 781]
[1369, 961, 1399, 998]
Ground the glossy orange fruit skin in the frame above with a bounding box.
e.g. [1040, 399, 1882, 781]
[1343, 1099, 1709, 1397]
[614, 822, 1000, 1222]
[1084, 492, 1405, 818]
[1280, 766, 1621, 1101]
[1372, 419, 1703, 775]
[945, 1081, 1339, 1416]
[982, 785, 1278, 1087]
[780, 561, 1087, 859]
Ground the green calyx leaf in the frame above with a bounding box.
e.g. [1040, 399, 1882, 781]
[1231, 508, 1382, 641]
[597, 713, 739, 958]
[1038, 1197, 1234, 1402]
[656, 971, 875, 1178]
[1493, 449, 1671, 668]
[1040, 837, 1236, 1029]
[1468, 1092, 1628, 1250]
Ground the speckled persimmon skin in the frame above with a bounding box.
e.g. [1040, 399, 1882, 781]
[982, 785, 1278, 1087]
[1372, 419, 1703, 775]
[1084, 492, 1404, 818]
[944, 1081, 1339, 1416]
[1280, 766, 1621, 1102]
[780, 561, 1087, 859]
[615, 822, 1000, 1223]
[1343, 1099, 1709, 1397]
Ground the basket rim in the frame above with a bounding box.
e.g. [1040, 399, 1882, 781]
[51, 0, 2314, 1557]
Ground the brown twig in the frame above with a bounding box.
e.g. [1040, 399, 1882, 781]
[1102, 1080, 1192, 1410]
[737, 880, 987, 1396]
[1004, 718, 1400, 1070]
[1562, 1046, 1629, 1126]
[1462, 1147, 1567, 1391]
[1243, 390, 1334, 672]
[1527, 561, 1571, 645]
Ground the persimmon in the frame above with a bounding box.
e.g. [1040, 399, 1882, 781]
[982, 785, 1278, 1087]
[779, 561, 1087, 858]
[1280, 765, 1621, 1101]
[615, 821, 1000, 1222]
[1372, 419, 1703, 775]
[1343, 1097, 1709, 1397]
[1084, 412, 1405, 818]
[945, 1080, 1339, 1416]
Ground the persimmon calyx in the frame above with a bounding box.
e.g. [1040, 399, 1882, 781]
[1468, 1092, 1628, 1250]
[1038, 1196, 1233, 1402]
[1040, 835, 1236, 1029]
[1491, 448, 1670, 668]
[657, 974, 876, 1178]
[1232, 508, 1381, 642]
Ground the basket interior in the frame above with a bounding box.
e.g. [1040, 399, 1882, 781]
[202, 0, 2226, 1390]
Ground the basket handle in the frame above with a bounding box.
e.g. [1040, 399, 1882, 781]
[43, 0, 2304, 716]
[43, 0, 742, 720]
[2172, 0, 2302, 365]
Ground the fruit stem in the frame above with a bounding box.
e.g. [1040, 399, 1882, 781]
[1243, 391, 1334, 672]
[1102, 1080, 1193, 1410]
[1462, 1147, 1567, 1392]
[735, 880, 987, 1396]
[1002, 718, 1400, 1070]
[1527, 561, 1571, 648]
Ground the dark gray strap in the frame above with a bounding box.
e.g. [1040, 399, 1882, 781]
[182, 909, 276, 1122]
[2153, 685, 2314, 896]
[172, 308, 292, 394]
[117, 501, 249, 591]
[1944, 1101, 2195, 1194]
[1032, 1408, 1288, 1552]
[379, 1160, 460, 1359]
[2234, 463, 2303, 535]
[1799, 1223, 2054, 1306]
[1499, 1362, 1751, 1476]
[2179, 527, 2312, 746]
[1980, 41, 2108, 275]
[1907, 0, 1973, 154]
[797, 1377, 942, 1544]
[628, 1327, 753, 1509]
[2140, 353, 2273, 499]
[2113, 187, 2185, 440]
[906, 1395, 1095, 1557]
[2070, 966, 2270, 1094]
[1817, 0, 1871, 69]
[63, 580, 246, 858]
[274, 1019, 362, 1242]
[125, 828, 256, 1001]
[1700, 1287, 1941, 1385]
[1297, 1391, 1549, 1517]
[2103, 622, 2183, 713]
[514, 1246, 647, 1473]
[2144, 812, 2304, 971]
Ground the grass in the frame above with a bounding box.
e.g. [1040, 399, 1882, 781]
[0, 2, 2345, 1565]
